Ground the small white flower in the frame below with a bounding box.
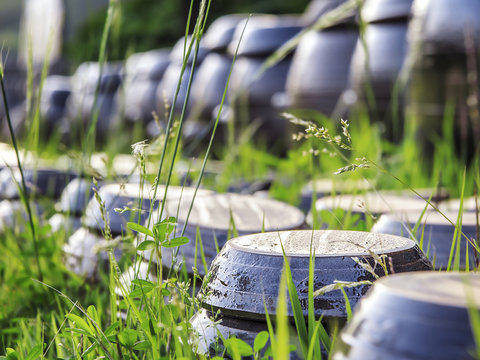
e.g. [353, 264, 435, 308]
[131, 140, 149, 157]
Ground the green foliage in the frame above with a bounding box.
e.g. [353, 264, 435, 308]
[2, 0, 480, 359]
[129, 216, 189, 250]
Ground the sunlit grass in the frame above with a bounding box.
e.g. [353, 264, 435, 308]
[1, 0, 480, 358]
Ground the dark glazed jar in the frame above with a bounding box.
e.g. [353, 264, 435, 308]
[0, 167, 77, 200]
[348, 0, 413, 141]
[154, 36, 209, 124]
[333, 272, 480, 360]
[49, 178, 94, 234]
[189, 15, 244, 121]
[192, 230, 432, 357]
[189, 14, 244, 116]
[226, 15, 302, 154]
[0, 53, 26, 141]
[203, 14, 246, 52]
[301, 0, 350, 26]
[122, 49, 170, 124]
[0, 54, 25, 117]
[64, 62, 123, 144]
[406, 0, 480, 161]
[188, 53, 232, 122]
[39, 75, 72, 138]
[183, 15, 245, 152]
[372, 210, 480, 269]
[84, 183, 159, 236]
[285, 3, 358, 118]
[144, 192, 304, 276]
[307, 191, 431, 230]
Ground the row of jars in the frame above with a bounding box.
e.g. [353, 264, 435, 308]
[3, 0, 478, 158]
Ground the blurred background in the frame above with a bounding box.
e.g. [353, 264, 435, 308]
[0, 0, 309, 67]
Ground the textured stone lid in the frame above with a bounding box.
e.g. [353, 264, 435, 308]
[314, 192, 432, 215]
[99, 183, 154, 200]
[168, 192, 305, 232]
[302, 178, 373, 195]
[230, 230, 414, 257]
[439, 197, 478, 213]
[376, 272, 480, 308]
[85, 184, 214, 233]
[381, 209, 479, 226]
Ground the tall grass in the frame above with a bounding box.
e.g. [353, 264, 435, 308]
[2, 0, 480, 358]
[0, 56, 42, 281]
[83, 0, 120, 161]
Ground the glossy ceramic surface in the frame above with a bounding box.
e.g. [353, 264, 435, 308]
[372, 210, 479, 269]
[200, 230, 432, 320]
[333, 271, 480, 360]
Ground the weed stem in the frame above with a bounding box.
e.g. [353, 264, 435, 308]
[0, 69, 43, 282]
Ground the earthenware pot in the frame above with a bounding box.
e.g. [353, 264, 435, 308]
[155, 37, 209, 121]
[407, 0, 480, 159]
[348, 0, 412, 140]
[439, 197, 478, 212]
[65, 61, 123, 142]
[229, 15, 302, 57]
[146, 193, 305, 276]
[57, 177, 95, 215]
[48, 177, 95, 234]
[0, 199, 42, 233]
[372, 210, 479, 269]
[299, 178, 373, 213]
[0, 167, 77, 200]
[63, 226, 121, 277]
[203, 14, 245, 52]
[192, 230, 431, 358]
[184, 15, 246, 150]
[307, 192, 432, 229]
[224, 15, 302, 152]
[184, 52, 232, 152]
[333, 271, 480, 360]
[191, 308, 302, 359]
[188, 52, 232, 121]
[40, 75, 72, 136]
[123, 49, 170, 123]
[200, 230, 432, 320]
[84, 183, 160, 235]
[0, 53, 26, 135]
[285, 26, 358, 116]
[48, 213, 83, 234]
[301, 0, 350, 26]
[361, 0, 412, 23]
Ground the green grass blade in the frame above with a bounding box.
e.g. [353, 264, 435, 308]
[448, 169, 466, 271]
[153, 1, 209, 228]
[263, 299, 277, 358]
[307, 235, 323, 359]
[276, 267, 290, 360]
[307, 319, 324, 360]
[196, 227, 208, 275]
[279, 235, 308, 357]
[84, 0, 119, 157]
[252, 0, 360, 86]
[340, 288, 352, 321]
[180, 14, 248, 234]
[0, 58, 42, 282]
